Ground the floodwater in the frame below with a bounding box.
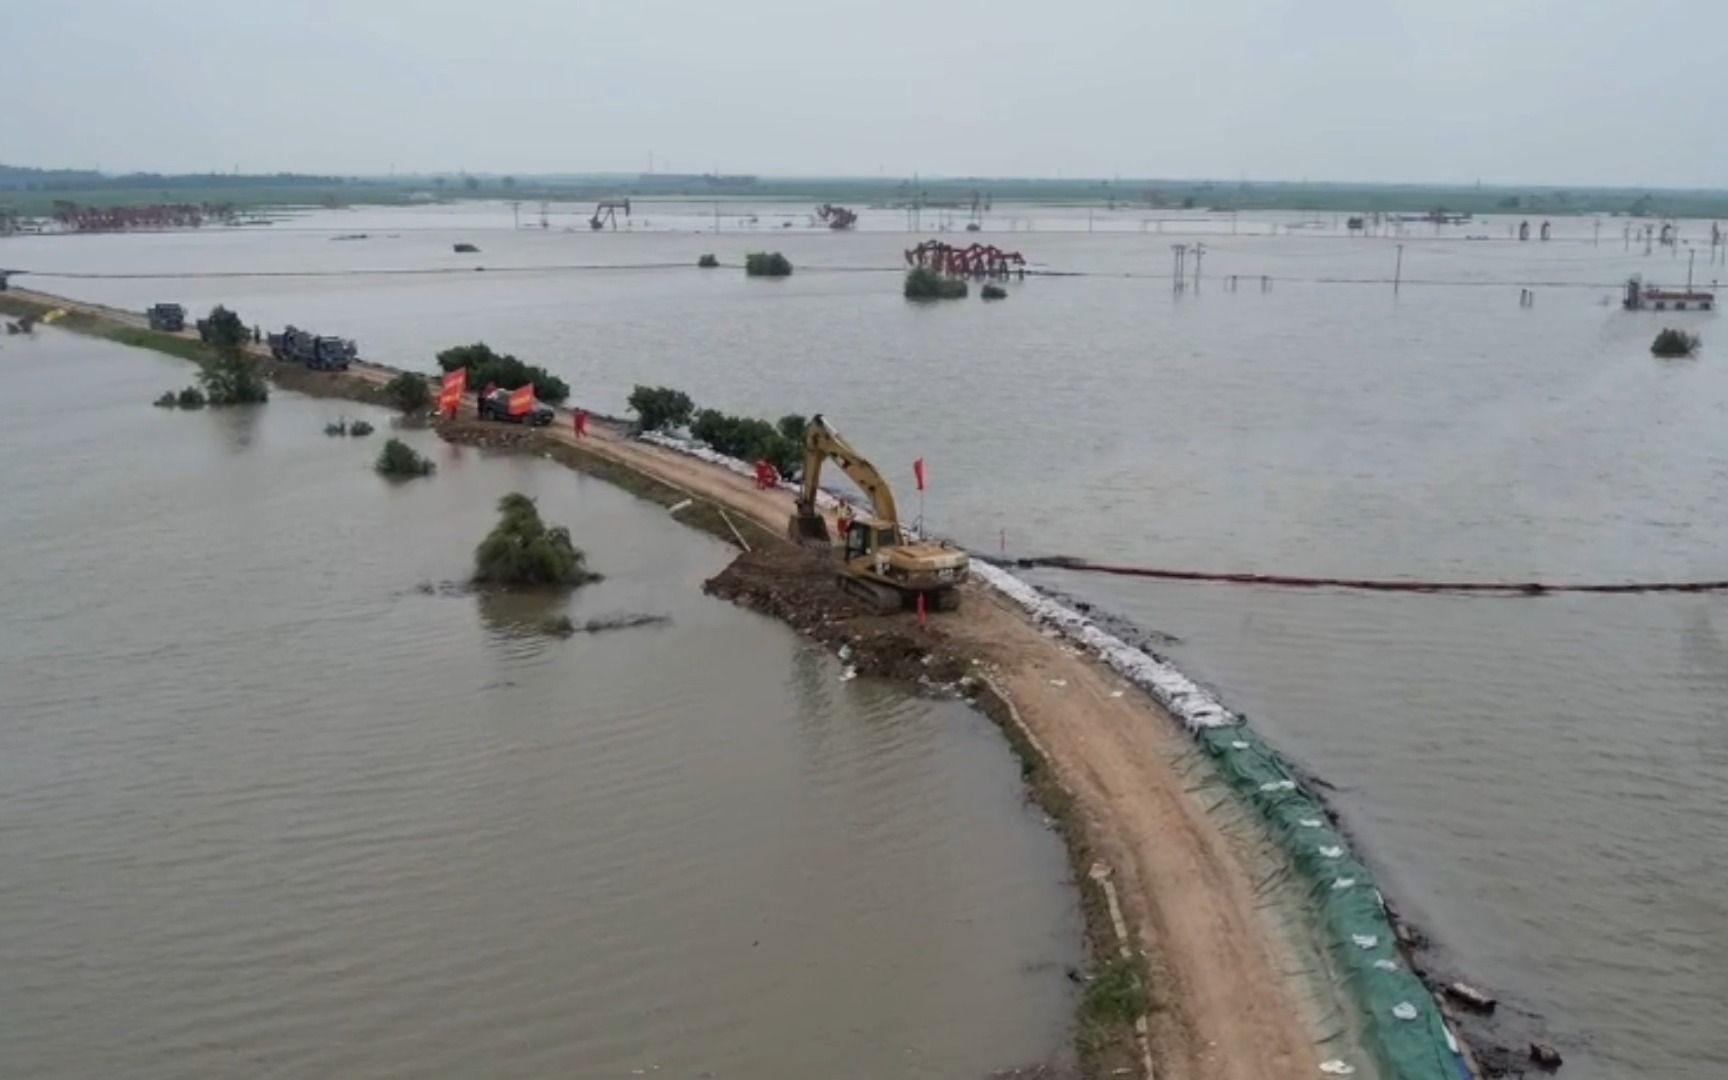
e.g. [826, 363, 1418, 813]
[7, 201, 1728, 1076]
[0, 330, 1081, 1078]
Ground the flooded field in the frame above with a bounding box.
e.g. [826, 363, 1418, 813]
[6, 201, 1728, 1076]
[0, 331, 1081, 1079]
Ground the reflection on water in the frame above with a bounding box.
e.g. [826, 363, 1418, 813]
[0, 331, 1080, 1080]
[472, 586, 570, 640]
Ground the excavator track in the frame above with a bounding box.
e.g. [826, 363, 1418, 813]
[837, 573, 904, 612]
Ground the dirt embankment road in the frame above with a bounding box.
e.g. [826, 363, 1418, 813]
[18, 285, 1321, 1079]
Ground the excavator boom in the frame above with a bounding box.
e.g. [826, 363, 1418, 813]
[796, 414, 898, 528]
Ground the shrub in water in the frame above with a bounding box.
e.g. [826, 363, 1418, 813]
[698, 253, 720, 268]
[384, 371, 433, 412]
[348, 419, 374, 437]
[375, 437, 435, 478]
[744, 251, 793, 277]
[904, 267, 968, 299]
[325, 420, 348, 437]
[473, 493, 600, 588]
[154, 390, 178, 408]
[981, 283, 1008, 300]
[435, 342, 570, 404]
[1651, 328, 1701, 358]
[177, 386, 207, 409]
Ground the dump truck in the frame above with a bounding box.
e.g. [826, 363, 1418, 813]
[267, 325, 356, 370]
[788, 414, 969, 611]
[146, 303, 185, 332]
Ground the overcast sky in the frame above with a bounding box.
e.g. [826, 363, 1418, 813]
[8, 0, 1725, 186]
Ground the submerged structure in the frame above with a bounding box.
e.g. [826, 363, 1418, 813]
[1623, 275, 1715, 312]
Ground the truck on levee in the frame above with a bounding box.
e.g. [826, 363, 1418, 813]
[267, 325, 357, 370]
[477, 387, 554, 426]
[788, 414, 969, 612]
[146, 303, 185, 332]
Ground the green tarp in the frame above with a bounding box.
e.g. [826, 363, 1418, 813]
[1196, 726, 1471, 1080]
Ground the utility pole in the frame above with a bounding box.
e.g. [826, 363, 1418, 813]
[1192, 242, 1205, 290]
[1394, 244, 1404, 295]
[1171, 244, 1187, 293]
[1594, 218, 1601, 247]
[1688, 248, 1697, 289]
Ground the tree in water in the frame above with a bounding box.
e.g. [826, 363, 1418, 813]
[198, 305, 268, 405]
[473, 494, 600, 587]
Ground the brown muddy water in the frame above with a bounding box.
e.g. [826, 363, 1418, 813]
[9, 202, 1728, 1076]
[0, 330, 1081, 1079]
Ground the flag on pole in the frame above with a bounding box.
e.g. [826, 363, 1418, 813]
[439, 369, 466, 417]
[508, 384, 536, 417]
[913, 458, 926, 492]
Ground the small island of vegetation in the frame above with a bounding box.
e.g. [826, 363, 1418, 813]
[375, 437, 436, 477]
[474, 493, 600, 588]
[1651, 328, 1701, 358]
[905, 267, 967, 300]
[744, 251, 793, 277]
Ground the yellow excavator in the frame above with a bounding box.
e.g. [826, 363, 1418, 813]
[788, 415, 969, 611]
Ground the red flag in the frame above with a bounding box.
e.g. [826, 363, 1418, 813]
[913, 458, 926, 492]
[438, 386, 461, 416]
[508, 384, 536, 416]
[442, 368, 467, 397]
[917, 591, 927, 627]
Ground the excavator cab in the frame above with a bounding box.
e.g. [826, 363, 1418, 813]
[843, 519, 898, 564]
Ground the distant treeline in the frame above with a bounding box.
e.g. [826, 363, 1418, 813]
[6, 162, 1728, 218]
[0, 164, 364, 193]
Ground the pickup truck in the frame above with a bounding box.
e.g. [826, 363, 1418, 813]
[477, 388, 555, 426]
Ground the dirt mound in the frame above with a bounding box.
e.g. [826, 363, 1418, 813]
[704, 547, 971, 685]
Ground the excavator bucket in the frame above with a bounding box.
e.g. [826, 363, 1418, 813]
[788, 509, 831, 547]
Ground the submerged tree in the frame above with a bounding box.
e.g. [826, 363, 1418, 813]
[197, 305, 269, 405]
[744, 251, 793, 277]
[1651, 328, 1701, 358]
[473, 493, 600, 588]
[904, 267, 967, 299]
[375, 437, 435, 478]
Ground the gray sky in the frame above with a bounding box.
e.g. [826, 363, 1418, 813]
[9, 0, 1726, 186]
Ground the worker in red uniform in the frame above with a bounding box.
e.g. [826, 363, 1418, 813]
[573, 409, 588, 438]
